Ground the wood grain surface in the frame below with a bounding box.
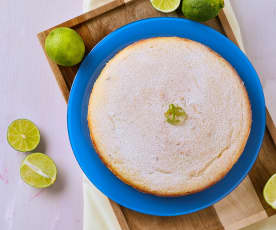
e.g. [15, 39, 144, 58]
[38, 0, 276, 229]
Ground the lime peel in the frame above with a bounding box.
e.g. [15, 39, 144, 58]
[45, 27, 85, 67]
[181, 0, 224, 22]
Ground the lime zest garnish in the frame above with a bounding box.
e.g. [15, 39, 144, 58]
[165, 104, 187, 125]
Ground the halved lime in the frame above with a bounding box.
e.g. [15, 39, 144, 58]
[7, 119, 40, 152]
[20, 153, 57, 188]
[263, 174, 276, 209]
[150, 0, 181, 13]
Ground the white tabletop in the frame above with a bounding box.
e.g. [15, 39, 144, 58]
[0, 0, 83, 229]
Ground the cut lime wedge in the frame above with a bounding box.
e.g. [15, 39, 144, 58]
[7, 119, 40, 152]
[20, 153, 57, 188]
[151, 0, 181, 13]
[263, 174, 276, 209]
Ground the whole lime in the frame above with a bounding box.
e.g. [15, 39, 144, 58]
[181, 0, 224, 22]
[45, 27, 85, 66]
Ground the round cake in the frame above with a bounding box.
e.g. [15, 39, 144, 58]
[87, 37, 251, 196]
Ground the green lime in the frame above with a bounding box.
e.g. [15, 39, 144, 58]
[181, 0, 224, 22]
[20, 153, 57, 188]
[264, 174, 276, 209]
[151, 0, 181, 13]
[7, 119, 40, 152]
[45, 27, 85, 66]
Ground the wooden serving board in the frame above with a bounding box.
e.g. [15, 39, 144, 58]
[38, 0, 276, 229]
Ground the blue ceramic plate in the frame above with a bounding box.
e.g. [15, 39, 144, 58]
[67, 17, 265, 216]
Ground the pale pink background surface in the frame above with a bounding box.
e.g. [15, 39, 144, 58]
[231, 0, 276, 125]
[0, 0, 83, 229]
[1, 0, 276, 229]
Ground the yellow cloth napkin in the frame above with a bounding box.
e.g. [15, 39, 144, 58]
[82, 4, 122, 229]
[82, 176, 121, 230]
[83, 0, 112, 12]
[82, 1, 275, 229]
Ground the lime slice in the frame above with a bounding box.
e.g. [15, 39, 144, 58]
[20, 153, 57, 188]
[151, 0, 181, 13]
[7, 119, 40, 152]
[263, 174, 276, 209]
